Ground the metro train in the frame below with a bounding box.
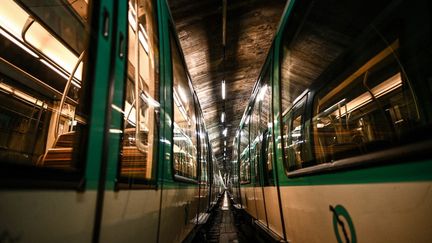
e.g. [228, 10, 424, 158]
[229, 0, 432, 242]
[0, 0, 224, 242]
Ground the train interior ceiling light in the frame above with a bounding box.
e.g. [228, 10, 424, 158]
[0, 0, 82, 85]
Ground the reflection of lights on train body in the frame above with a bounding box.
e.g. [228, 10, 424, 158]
[245, 115, 250, 125]
[257, 84, 268, 101]
[173, 88, 190, 125]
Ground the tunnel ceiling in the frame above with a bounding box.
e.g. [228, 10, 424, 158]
[168, 0, 286, 169]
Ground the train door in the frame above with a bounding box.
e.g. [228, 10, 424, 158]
[0, 0, 118, 242]
[258, 62, 286, 238]
[239, 123, 254, 216]
[197, 114, 210, 221]
[97, 0, 162, 242]
[250, 98, 268, 226]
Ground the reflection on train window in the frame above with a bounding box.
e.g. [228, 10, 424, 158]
[283, 96, 307, 170]
[119, 0, 159, 180]
[0, 0, 90, 171]
[239, 125, 250, 184]
[250, 96, 262, 184]
[239, 148, 250, 184]
[198, 118, 209, 183]
[258, 69, 274, 185]
[171, 32, 197, 180]
[263, 132, 274, 186]
[279, 0, 428, 171]
[313, 46, 418, 163]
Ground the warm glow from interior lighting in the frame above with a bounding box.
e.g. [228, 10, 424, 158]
[138, 29, 149, 54]
[222, 80, 226, 100]
[128, 11, 137, 31]
[0, 82, 47, 108]
[177, 85, 189, 105]
[0, 1, 29, 38]
[26, 22, 82, 80]
[333, 73, 402, 118]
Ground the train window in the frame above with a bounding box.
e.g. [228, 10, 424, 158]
[280, 0, 432, 172]
[0, 1, 91, 172]
[119, 0, 159, 180]
[171, 32, 198, 180]
[282, 96, 307, 170]
[312, 46, 419, 163]
[239, 125, 250, 184]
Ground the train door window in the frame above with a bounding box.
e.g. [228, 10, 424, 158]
[283, 96, 307, 170]
[119, 0, 159, 181]
[239, 125, 250, 184]
[198, 117, 208, 183]
[257, 66, 274, 185]
[171, 32, 198, 180]
[0, 0, 91, 174]
[251, 99, 262, 185]
[232, 135, 239, 186]
[262, 131, 275, 186]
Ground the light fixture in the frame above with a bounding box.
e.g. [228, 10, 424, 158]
[223, 128, 228, 137]
[257, 84, 268, 101]
[177, 85, 189, 104]
[0, 0, 82, 81]
[221, 112, 225, 123]
[245, 115, 250, 125]
[222, 80, 226, 100]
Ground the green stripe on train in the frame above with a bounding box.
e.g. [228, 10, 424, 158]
[277, 159, 432, 186]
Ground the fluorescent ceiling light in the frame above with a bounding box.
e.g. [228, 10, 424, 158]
[177, 85, 189, 105]
[221, 112, 225, 123]
[26, 22, 82, 80]
[0, 1, 28, 38]
[222, 80, 226, 100]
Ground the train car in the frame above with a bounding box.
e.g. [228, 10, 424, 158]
[231, 0, 432, 242]
[0, 0, 222, 242]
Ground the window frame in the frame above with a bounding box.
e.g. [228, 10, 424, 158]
[169, 24, 199, 184]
